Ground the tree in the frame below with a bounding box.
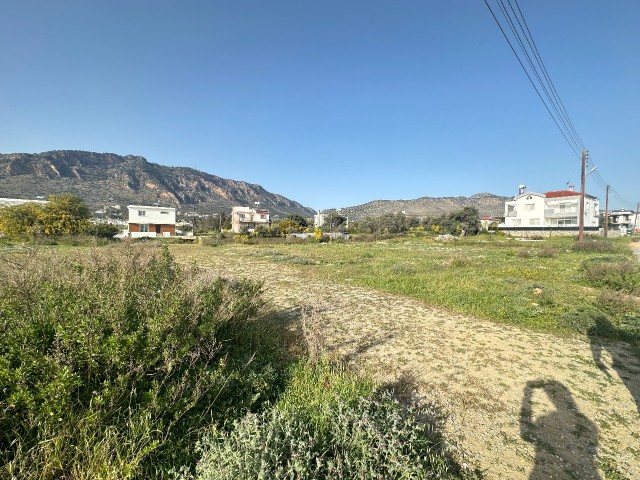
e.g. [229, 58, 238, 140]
[426, 207, 481, 235]
[0, 202, 44, 235]
[82, 223, 122, 238]
[41, 194, 91, 235]
[286, 215, 309, 228]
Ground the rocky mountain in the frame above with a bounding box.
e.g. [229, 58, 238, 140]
[333, 193, 508, 221]
[0, 150, 314, 217]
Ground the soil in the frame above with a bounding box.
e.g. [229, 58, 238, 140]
[172, 244, 640, 480]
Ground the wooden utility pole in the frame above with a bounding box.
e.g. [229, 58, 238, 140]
[636, 201, 640, 232]
[578, 150, 587, 242]
[604, 185, 610, 237]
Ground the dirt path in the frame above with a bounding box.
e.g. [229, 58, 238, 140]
[172, 246, 640, 479]
[632, 242, 640, 262]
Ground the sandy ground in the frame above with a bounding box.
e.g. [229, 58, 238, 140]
[172, 245, 640, 479]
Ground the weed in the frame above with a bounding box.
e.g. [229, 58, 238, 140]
[0, 245, 285, 479]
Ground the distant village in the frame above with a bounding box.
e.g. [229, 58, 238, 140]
[1, 183, 638, 238]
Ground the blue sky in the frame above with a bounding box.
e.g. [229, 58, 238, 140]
[1, 1, 638, 210]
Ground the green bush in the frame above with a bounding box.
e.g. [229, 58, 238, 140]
[0, 246, 283, 479]
[178, 359, 474, 480]
[186, 392, 465, 480]
[559, 305, 609, 335]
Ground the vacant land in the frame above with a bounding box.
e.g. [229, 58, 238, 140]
[172, 236, 640, 480]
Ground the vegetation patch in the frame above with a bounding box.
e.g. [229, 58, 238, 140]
[581, 256, 640, 294]
[178, 360, 475, 480]
[0, 246, 284, 479]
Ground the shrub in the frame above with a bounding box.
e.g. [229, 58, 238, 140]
[559, 305, 609, 334]
[580, 257, 640, 294]
[516, 249, 531, 258]
[0, 246, 283, 479]
[186, 389, 468, 480]
[538, 246, 557, 258]
[573, 239, 618, 253]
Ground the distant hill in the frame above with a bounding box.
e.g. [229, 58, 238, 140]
[332, 193, 508, 221]
[0, 150, 314, 217]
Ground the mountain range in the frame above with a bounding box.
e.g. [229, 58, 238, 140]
[0, 150, 508, 219]
[0, 151, 314, 217]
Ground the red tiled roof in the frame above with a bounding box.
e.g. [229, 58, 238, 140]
[544, 190, 580, 198]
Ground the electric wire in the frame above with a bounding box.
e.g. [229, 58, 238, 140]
[483, 0, 582, 158]
[484, 0, 637, 211]
[510, 0, 586, 150]
[505, 0, 585, 151]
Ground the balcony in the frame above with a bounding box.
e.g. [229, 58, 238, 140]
[545, 209, 577, 218]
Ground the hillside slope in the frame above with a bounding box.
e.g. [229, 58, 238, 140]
[0, 150, 314, 216]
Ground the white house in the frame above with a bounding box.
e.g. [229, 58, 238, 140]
[127, 205, 176, 237]
[607, 209, 639, 233]
[501, 185, 599, 233]
[231, 206, 270, 233]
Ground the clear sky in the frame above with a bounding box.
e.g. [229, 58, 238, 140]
[1, 1, 638, 210]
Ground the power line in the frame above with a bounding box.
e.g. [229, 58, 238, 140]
[484, 0, 637, 212]
[483, 0, 582, 158]
[510, 0, 586, 151]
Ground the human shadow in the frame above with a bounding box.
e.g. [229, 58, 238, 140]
[520, 380, 601, 480]
[589, 317, 640, 413]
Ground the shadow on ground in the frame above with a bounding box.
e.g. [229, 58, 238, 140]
[589, 317, 640, 414]
[520, 380, 601, 480]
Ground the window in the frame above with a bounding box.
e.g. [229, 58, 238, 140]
[513, 219, 522, 226]
[138, 210, 146, 216]
[239, 213, 246, 219]
[557, 217, 577, 226]
[140, 224, 149, 232]
[260, 214, 266, 219]
[558, 203, 575, 213]
[525, 203, 535, 211]
[529, 218, 540, 225]
[161, 211, 169, 215]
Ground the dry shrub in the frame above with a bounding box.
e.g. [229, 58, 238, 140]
[538, 246, 557, 258]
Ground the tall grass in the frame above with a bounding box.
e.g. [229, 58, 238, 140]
[0, 245, 285, 479]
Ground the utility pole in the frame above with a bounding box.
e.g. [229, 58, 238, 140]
[604, 185, 610, 238]
[635, 202, 640, 232]
[578, 150, 587, 242]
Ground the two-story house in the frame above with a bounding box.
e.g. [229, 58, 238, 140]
[607, 209, 638, 233]
[501, 185, 599, 234]
[231, 206, 270, 233]
[127, 205, 176, 237]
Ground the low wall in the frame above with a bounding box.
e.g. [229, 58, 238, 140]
[498, 227, 600, 238]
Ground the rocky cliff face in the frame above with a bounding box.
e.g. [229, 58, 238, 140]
[0, 151, 314, 216]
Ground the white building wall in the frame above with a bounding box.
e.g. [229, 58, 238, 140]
[128, 205, 176, 224]
[504, 193, 546, 227]
[502, 188, 601, 229]
[231, 206, 270, 233]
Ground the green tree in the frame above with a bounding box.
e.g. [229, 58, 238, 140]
[82, 222, 122, 238]
[0, 202, 44, 235]
[286, 214, 309, 228]
[41, 194, 91, 235]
